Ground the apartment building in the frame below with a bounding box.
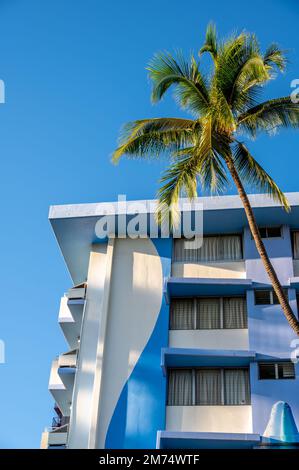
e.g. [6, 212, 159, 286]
[41, 193, 299, 449]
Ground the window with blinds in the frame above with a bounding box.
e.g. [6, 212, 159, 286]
[170, 297, 247, 330]
[259, 362, 295, 380]
[292, 231, 299, 260]
[173, 235, 243, 263]
[167, 368, 250, 406]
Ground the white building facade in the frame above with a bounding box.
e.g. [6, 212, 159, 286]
[41, 193, 299, 449]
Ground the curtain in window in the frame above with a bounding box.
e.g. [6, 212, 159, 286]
[173, 235, 242, 262]
[293, 232, 299, 259]
[173, 239, 198, 262]
[197, 298, 220, 329]
[221, 235, 242, 261]
[170, 299, 194, 330]
[196, 369, 222, 405]
[168, 369, 192, 405]
[197, 236, 220, 261]
[224, 369, 250, 405]
[223, 297, 247, 329]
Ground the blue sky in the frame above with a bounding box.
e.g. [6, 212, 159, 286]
[0, 0, 298, 448]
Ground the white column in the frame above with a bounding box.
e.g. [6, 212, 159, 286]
[67, 243, 111, 449]
[88, 239, 115, 448]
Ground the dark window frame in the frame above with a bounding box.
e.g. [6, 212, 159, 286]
[258, 362, 295, 380]
[257, 226, 282, 239]
[254, 289, 288, 305]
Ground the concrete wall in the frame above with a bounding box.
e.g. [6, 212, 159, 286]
[67, 244, 109, 449]
[171, 261, 246, 279]
[169, 329, 249, 350]
[166, 406, 253, 433]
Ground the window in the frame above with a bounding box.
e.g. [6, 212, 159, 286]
[292, 231, 299, 259]
[167, 368, 250, 405]
[258, 226, 281, 238]
[254, 289, 288, 305]
[259, 362, 295, 380]
[173, 235, 242, 263]
[167, 369, 193, 405]
[170, 297, 247, 330]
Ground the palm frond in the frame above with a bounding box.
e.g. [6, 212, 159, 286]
[112, 117, 196, 162]
[147, 51, 209, 116]
[156, 149, 199, 227]
[233, 141, 290, 210]
[264, 43, 287, 72]
[199, 22, 218, 62]
[196, 118, 229, 192]
[237, 96, 299, 137]
[156, 118, 229, 226]
[213, 33, 270, 114]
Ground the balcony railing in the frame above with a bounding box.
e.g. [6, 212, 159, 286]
[52, 415, 70, 430]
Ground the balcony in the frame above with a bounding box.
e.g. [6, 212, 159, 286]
[164, 364, 253, 440]
[48, 354, 76, 416]
[52, 415, 70, 429]
[58, 294, 84, 350]
[58, 349, 78, 368]
[66, 283, 86, 300]
[172, 236, 246, 279]
[168, 296, 249, 350]
[40, 424, 68, 448]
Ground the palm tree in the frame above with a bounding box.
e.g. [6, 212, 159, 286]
[112, 24, 299, 335]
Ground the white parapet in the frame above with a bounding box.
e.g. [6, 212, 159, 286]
[171, 261, 246, 279]
[169, 329, 249, 350]
[166, 405, 253, 434]
[40, 429, 68, 448]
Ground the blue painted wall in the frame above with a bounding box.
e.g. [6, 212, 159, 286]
[244, 226, 299, 436]
[250, 362, 299, 436]
[105, 238, 172, 449]
[244, 225, 294, 284]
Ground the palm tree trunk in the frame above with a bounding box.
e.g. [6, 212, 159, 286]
[225, 153, 299, 336]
